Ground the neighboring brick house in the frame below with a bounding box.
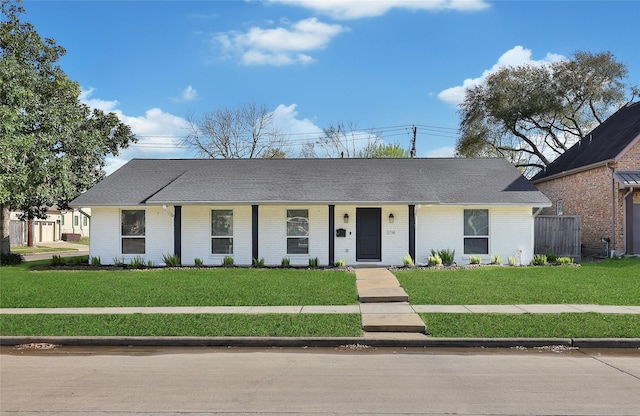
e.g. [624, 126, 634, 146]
[531, 102, 640, 256]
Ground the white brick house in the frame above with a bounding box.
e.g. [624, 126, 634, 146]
[71, 158, 550, 266]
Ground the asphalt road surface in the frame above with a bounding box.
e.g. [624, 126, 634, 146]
[1, 346, 639, 415]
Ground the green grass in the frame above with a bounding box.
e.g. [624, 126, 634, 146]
[0, 314, 362, 337]
[423, 313, 640, 338]
[0, 262, 358, 307]
[11, 246, 77, 255]
[395, 258, 640, 305]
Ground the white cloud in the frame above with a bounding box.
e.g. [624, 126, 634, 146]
[171, 85, 198, 102]
[437, 45, 566, 106]
[214, 17, 348, 66]
[425, 146, 456, 158]
[268, 0, 490, 20]
[80, 89, 191, 175]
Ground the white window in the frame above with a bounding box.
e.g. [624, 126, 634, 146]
[557, 200, 564, 216]
[464, 209, 488, 255]
[121, 210, 145, 254]
[211, 210, 233, 254]
[287, 209, 309, 254]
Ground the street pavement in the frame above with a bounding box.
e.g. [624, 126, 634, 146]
[1, 347, 639, 415]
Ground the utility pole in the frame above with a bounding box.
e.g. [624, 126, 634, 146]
[410, 126, 417, 158]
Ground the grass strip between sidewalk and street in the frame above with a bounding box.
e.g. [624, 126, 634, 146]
[0, 314, 363, 337]
[423, 313, 640, 338]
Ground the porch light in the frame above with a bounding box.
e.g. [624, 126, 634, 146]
[343, 213, 349, 223]
[388, 213, 394, 223]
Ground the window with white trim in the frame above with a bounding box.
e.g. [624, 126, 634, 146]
[121, 210, 145, 254]
[287, 209, 309, 254]
[211, 210, 233, 254]
[463, 209, 488, 254]
[557, 200, 564, 216]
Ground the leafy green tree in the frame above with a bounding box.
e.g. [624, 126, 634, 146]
[456, 51, 638, 177]
[0, 0, 136, 254]
[359, 142, 409, 158]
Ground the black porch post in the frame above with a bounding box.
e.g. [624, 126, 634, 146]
[252, 205, 259, 260]
[329, 205, 335, 266]
[174, 206, 182, 263]
[409, 205, 416, 262]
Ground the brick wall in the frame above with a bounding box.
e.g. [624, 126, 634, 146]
[535, 140, 640, 255]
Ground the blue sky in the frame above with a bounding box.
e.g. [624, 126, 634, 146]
[20, 0, 640, 173]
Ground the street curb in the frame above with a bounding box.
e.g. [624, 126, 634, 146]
[2, 336, 639, 349]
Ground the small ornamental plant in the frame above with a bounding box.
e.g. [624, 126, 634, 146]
[490, 254, 502, 265]
[281, 257, 291, 267]
[428, 254, 442, 266]
[469, 255, 482, 265]
[222, 256, 234, 266]
[556, 257, 574, 265]
[334, 259, 346, 267]
[402, 253, 414, 267]
[508, 256, 518, 266]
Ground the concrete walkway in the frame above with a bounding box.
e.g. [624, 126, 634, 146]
[2, 304, 638, 315]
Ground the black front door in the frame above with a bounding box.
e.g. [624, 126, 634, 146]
[356, 208, 381, 261]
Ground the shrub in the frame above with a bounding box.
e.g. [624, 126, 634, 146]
[252, 257, 265, 267]
[51, 255, 64, 266]
[281, 257, 291, 267]
[402, 253, 414, 267]
[113, 256, 125, 266]
[309, 257, 319, 268]
[128, 256, 147, 269]
[432, 249, 455, 265]
[194, 258, 204, 267]
[556, 257, 574, 265]
[147, 259, 154, 268]
[222, 256, 235, 266]
[490, 254, 502, 265]
[508, 256, 518, 266]
[469, 255, 482, 264]
[428, 254, 442, 266]
[530, 254, 548, 266]
[162, 253, 180, 267]
[90, 256, 101, 266]
[334, 259, 346, 267]
[1, 253, 24, 266]
[545, 253, 558, 263]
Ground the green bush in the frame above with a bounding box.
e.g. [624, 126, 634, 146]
[490, 254, 502, 265]
[428, 254, 442, 266]
[334, 259, 346, 267]
[90, 256, 101, 266]
[222, 255, 234, 266]
[128, 256, 147, 269]
[545, 253, 558, 263]
[252, 257, 265, 267]
[162, 253, 180, 267]
[556, 257, 574, 265]
[308, 257, 319, 268]
[194, 258, 203, 267]
[51, 255, 64, 266]
[281, 257, 291, 267]
[508, 256, 518, 266]
[402, 253, 414, 266]
[432, 249, 455, 265]
[530, 254, 548, 266]
[0, 253, 23, 266]
[469, 255, 482, 264]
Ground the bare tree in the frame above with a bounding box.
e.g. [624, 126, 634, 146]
[315, 121, 381, 158]
[182, 103, 288, 159]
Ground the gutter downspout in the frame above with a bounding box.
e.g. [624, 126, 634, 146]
[162, 204, 175, 218]
[606, 163, 616, 257]
[622, 187, 634, 255]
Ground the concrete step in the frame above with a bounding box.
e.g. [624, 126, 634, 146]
[361, 313, 426, 333]
[358, 287, 409, 303]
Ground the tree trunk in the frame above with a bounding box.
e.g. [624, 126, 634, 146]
[1, 205, 10, 255]
[28, 219, 34, 247]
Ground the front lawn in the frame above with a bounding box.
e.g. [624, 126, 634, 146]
[395, 258, 640, 305]
[0, 262, 358, 308]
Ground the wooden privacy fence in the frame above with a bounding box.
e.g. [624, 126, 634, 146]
[534, 215, 581, 260]
[9, 220, 25, 247]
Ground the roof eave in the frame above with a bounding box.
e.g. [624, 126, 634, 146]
[531, 159, 615, 184]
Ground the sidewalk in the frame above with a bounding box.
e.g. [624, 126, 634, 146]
[2, 304, 639, 315]
[20, 241, 89, 262]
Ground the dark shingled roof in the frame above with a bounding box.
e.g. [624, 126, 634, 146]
[531, 102, 640, 182]
[71, 158, 550, 207]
